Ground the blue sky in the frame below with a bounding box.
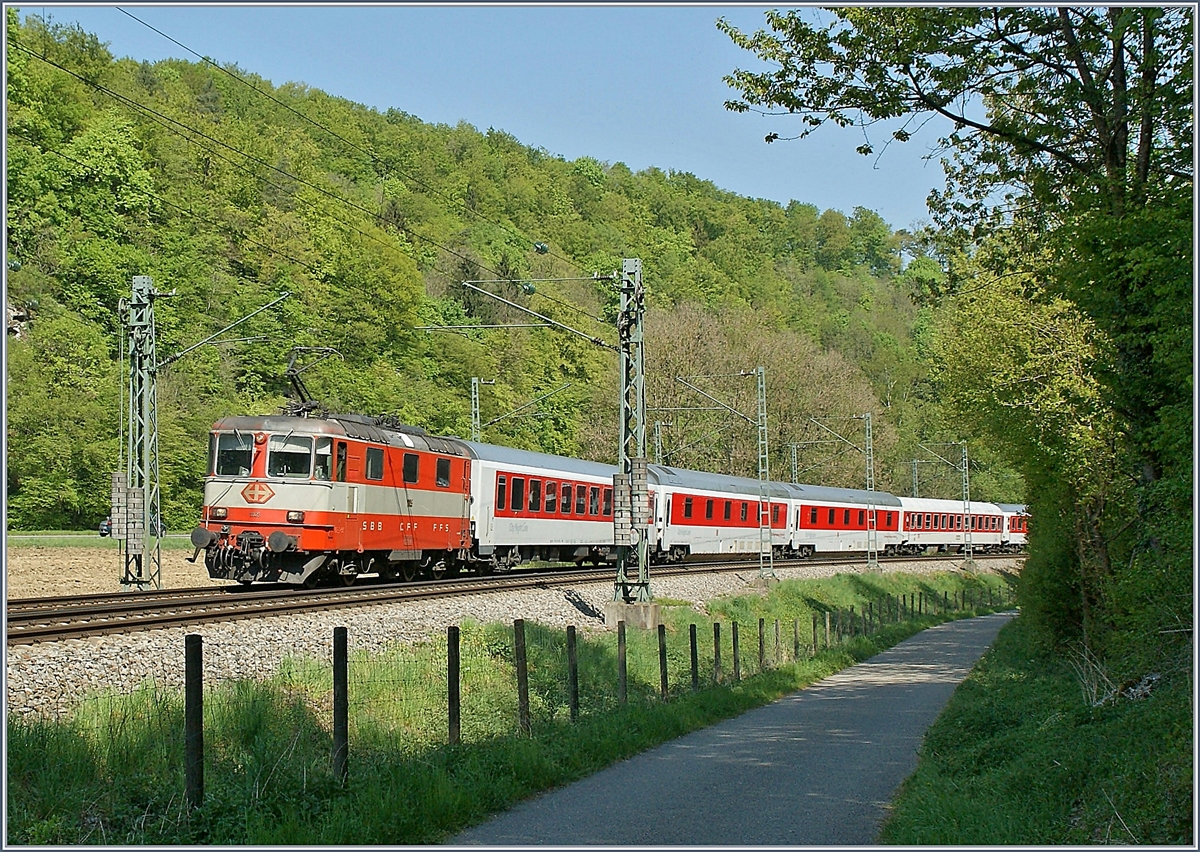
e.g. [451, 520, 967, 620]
[30, 4, 952, 232]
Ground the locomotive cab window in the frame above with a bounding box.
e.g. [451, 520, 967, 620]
[214, 432, 254, 476]
[268, 434, 313, 478]
[436, 457, 451, 487]
[365, 447, 384, 481]
[314, 437, 332, 481]
[402, 453, 419, 484]
[336, 442, 347, 481]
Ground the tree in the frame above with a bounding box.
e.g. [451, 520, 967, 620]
[719, 8, 1192, 225]
[720, 7, 1192, 654]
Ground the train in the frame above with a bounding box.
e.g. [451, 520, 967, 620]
[189, 411, 1028, 586]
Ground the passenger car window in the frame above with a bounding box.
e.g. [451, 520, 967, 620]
[511, 477, 525, 512]
[545, 481, 557, 513]
[561, 484, 573, 514]
[497, 475, 507, 510]
[683, 497, 693, 519]
[214, 432, 254, 476]
[529, 479, 541, 512]
[706, 499, 714, 520]
[269, 434, 313, 478]
[335, 443, 347, 481]
[403, 453, 419, 484]
[314, 437, 332, 481]
[365, 447, 384, 481]
[589, 486, 600, 516]
[603, 488, 612, 516]
[575, 486, 586, 515]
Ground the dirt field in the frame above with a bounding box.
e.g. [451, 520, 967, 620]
[6, 546, 217, 598]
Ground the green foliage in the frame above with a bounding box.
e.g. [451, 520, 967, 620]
[4, 10, 952, 533]
[880, 616, 1192, 845]
[719, 6, 1193, 674]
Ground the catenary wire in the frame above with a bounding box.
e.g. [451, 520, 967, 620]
[115, 7, 585, 274]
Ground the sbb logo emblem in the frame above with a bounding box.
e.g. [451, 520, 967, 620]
[241, 482, 275, 504]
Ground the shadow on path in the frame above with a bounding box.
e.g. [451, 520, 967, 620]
[448, 612, 1015, 847]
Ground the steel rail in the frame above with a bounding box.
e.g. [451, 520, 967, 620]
[6, 553, 1021, 645]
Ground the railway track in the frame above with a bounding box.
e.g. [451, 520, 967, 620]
[6, 553, 1020, 645]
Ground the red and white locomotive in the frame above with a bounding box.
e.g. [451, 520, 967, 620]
[190, 410, 1027, 585]
[190, 414, 472, 585]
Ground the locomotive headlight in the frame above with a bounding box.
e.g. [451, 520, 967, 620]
[286, 510, 305, 523]
[210, 507, 228, 520]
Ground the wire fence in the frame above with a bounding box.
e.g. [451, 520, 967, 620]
[32, 585, 1012, 811]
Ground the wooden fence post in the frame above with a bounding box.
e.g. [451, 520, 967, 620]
[689, 624, 699, 690]
[811, 612, 819, 655]
[184, 634, 203, 809]
[447, 625, 460, 745]
[617, 621, 627, 706]
[824, 611, 831, 649]
[793, 619, 800, 661]
[332, 626, 348, 785]
[774, 620, 781, 665]
[657, 623, 668, 701]
[758, 618, 766, 670]
[514, 619, 530, 735]
[732, 622, 741, 681]
[713, 623, 722, 684]
[568, 625, 579, 721]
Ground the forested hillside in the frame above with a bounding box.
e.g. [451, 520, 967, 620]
[5, 10, 1016, 533]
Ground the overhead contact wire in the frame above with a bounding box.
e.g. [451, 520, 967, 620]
[116, 7, 585, 273]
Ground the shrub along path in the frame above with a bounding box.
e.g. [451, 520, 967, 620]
[449, 611, 1015, 846]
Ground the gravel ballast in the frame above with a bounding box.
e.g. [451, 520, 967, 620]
[5, 558, 1021, 719]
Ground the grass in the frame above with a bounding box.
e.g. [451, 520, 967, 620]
[878, 614, 1193, 845]
[6, 531, 195, 550]
[7, 570, 1014, 845]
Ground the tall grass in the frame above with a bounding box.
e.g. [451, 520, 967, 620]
[878, 614, 1192, 845]
[7, 570, 1013, 845]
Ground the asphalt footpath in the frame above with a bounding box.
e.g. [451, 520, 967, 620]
[447, 611, 1015, 847]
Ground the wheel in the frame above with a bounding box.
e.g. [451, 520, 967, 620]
[400, 561, 418, 582]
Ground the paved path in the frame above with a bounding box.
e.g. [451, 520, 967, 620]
[448, 612, 1014, 846]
